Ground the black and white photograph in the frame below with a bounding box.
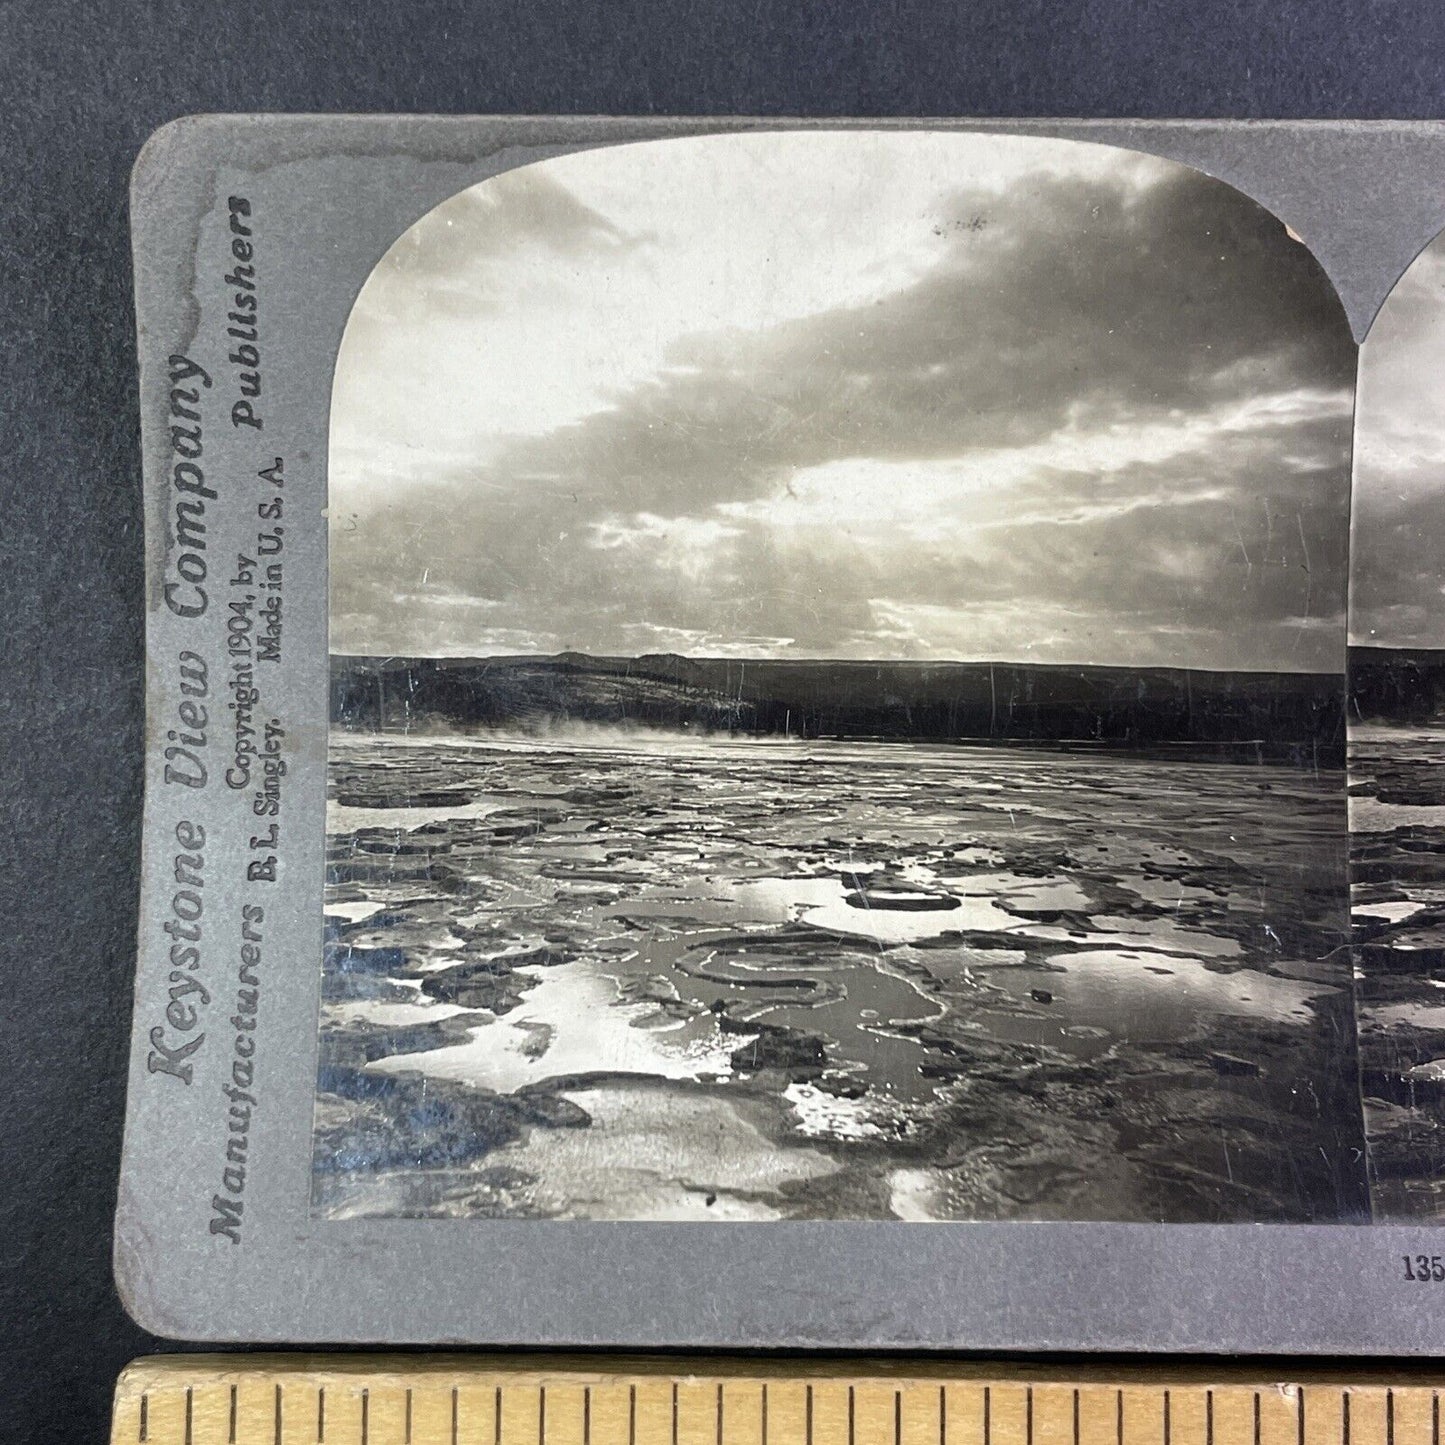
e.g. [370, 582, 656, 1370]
[1349, 227, 1445, 1220]
[312, 130, 1365, 1224]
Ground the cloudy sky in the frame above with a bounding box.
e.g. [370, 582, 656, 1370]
[330, 131, 1355, 670]
[1351, 235, 1445, 648]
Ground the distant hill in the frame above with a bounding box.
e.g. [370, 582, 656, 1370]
[331, 652, 1345, 763]
[1350, 646, 1445, 723]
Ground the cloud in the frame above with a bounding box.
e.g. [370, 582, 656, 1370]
[1351, 239, 1445, 647]
[351, 168, 637, 317]
[329, 131, 1354, 670]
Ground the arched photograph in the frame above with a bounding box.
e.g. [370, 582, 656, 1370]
[313, 130, 1364, 1223]
[1349, 227, 1445, 1220]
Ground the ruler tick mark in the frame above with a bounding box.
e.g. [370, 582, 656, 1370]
[452, 1388, 459, 1445]
[139, 1393, 148, 1443]
[186, 1387, 194, 1445]
[1028, 1389, 1035, 1445]
[985, 1386, 992, 1445]
[1206, 1390, 1214, 1445]
[406, 1388, 413, 1445]
[230, 1385, 237, 1444]
[1165, 1390, 1172, 1445]
[718, 1383, 725, 1445]
[1389, 1390, 1396, 1445]
[763, 1384, 770, 1445]
[1073, 1390, 1080, 1445]
[807, 1386, 814, 1445]
[898, 1391, 905, 1445]
[1433, 1393, 1439, 1445]
[275, 1383, 283, 1445]
[1298, 1388, 1305, 1445]
[1343, 1392, 1352, 1445]
[1254, 1393, 1261, 1445]
[544, 1386, 550, 1445]
[849, 1387, 856, 1445]
[319, 1385, 327, 1442]
[362, 1389, 370, 1445]
[672, 1384, 679, 1445]
[584, 1386, 591, 1445]
[1119, 1390, 1125, 1445]
[629, 1386, 635, 1445]
[941, 1386, 948, 1445]
[496, 1386, 503, 1445]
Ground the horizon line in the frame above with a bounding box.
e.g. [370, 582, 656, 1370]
[327, 647, 1347, 676]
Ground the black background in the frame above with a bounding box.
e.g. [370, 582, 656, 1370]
[7, 3, 1445, 1441]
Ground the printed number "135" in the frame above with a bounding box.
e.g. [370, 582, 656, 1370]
[1404, 1255, 1445, 1281]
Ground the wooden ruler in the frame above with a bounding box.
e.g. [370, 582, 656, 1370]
[112, 1358, 1445, 1445]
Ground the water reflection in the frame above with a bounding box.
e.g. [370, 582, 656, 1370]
[312, 731, 1363, 1223]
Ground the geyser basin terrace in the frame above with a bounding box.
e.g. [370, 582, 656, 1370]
[313, 728, 1362, 1224]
